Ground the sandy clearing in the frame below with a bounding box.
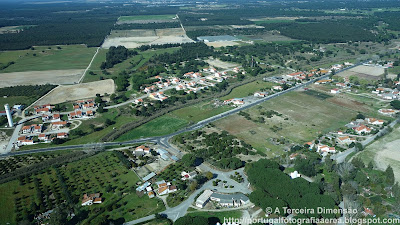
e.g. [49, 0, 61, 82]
[36, 79, 115, 105]
[102, 28, 194, 49]
[0, 69, 83, 88]
[339, 65, 384, 80]
[358, 126, 400, 182]
[205, 59, 239, 69]
[205, 41, 239, 48]
[374, 139, 400, 182]
[102, 35, 194, 49]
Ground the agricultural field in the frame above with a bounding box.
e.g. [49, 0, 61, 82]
[0, 69, 83, 88]
[357, 125, 400, 182]
[102, 28, 194, 49]
[214, 90, 377, 156]
[35, 79, 115, 105]
[0, 151, 164, 225]
[0, 45, 96, 73]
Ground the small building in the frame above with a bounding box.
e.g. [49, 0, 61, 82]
[57, 132, 68, 139]
[330, 89, 340, 94]
[196, 190, 213, 208]
[353, 125, 372, 135]
[142, 172, 156, 182]
[210, 192, 250, 208]
[290, 171, 301, 179]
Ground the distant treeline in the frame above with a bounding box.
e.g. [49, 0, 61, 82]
[152, 42, 215, 65]
[186, 28, 265, 40]
[136, 43, 181, 51]
[0, 84, 56, 97]
[114, 22, 180, 30]
[0, 3, 180, 50]
[179, 13, 253, 26]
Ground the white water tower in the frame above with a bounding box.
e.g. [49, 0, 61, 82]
[4, 104, 13, 127]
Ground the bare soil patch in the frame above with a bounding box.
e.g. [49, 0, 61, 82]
[327, 97, 369, 112]
[0, 69, 83, 88]
[339, 65, 384, 80]
[36, 79, 115, 105]
[205, 59, 239, 69]
[205, 41, 239, 47]
[102, 28, 194, 49]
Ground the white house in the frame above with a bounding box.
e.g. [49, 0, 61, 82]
[331, 89, 340, 94]
[290, 171, 301, 179]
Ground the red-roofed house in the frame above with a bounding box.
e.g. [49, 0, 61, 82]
[52, 121, 67, 129]
[353, 125, 372, 135]
[57, 132, 68, 139]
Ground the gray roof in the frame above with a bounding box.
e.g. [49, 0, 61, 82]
[171, 155, 179, 161]
[142, 172, 156, 182]
[211, 193, 249, 202]
[196, 190, 213, 204]
[197, 35, 239, 42]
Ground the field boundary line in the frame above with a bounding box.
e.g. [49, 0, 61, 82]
[79, 47, 100, 83]
[24, 86, 60, 110]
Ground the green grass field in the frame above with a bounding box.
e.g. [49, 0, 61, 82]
[116, 115, 189, 141]
[221, 81, 274, 100]
[171, 101, 232, 123]
[118, 15, 176, 21]
[0, 45, 96, 73]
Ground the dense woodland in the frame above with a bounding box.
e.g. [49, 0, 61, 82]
[151, 42, 215, 65]
[174, 130, 255, 170]
[101, 46, 137, 69]
[246, 159, 337, 218]
[0, 85, 56, 97]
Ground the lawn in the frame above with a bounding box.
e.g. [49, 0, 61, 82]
[220, 81, 274, 100]
[214, 91, 375, 156]
[0, 45, 96, 73]
[0, 151, 165, 225]
[118, 15, 176, 21]
[116, 115, 189, 141]
[171, 101, 232, 123]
